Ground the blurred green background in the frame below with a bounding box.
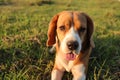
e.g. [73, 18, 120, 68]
[0, 0, 120, 80]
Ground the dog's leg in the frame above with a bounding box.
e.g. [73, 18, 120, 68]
[71, 64, 86, 80]
[51, 69, 64, 80]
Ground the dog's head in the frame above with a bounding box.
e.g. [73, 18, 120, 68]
[46, 11, 94, 60]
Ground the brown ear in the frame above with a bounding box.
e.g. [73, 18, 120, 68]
[81, 13, 95, 52]
[46, 14, 59, 46]
[85, 13, 95, 48]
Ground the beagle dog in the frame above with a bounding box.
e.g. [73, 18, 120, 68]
[46, 11, 95, 80]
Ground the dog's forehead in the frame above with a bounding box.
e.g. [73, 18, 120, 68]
[57, 12, 73, 25]
[73, 12, 87, 28]
[73, 12, 87, 23]
[57, 11, 87, 27]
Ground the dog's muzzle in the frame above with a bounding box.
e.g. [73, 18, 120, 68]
[65, 40, 79, 61]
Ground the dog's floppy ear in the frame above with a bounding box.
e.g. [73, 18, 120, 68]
[81, 13, 95, 52]
[46, 14, 59, 46]
[85, 13, 95, 48]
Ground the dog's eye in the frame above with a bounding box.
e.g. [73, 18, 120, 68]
[79, 27, 86, 32]
[59, 26, 65, 31]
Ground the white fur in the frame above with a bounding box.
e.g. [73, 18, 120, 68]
[72, 64, 86, 80]
[60, 27, 82, 54]
[56, 54, 79, 72]
[51, 69, 63, 80]
[49, 44, 56, 53]
[52, 56, 86, 80]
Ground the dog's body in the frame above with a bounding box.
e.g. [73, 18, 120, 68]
[46, 11, 95, 80]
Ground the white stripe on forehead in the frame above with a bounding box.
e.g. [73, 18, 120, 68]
[67, 26, 79, 41]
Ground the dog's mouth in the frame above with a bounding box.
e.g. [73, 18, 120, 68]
[66, 52, 76, 61]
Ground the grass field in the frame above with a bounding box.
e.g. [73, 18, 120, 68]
[0, 0, 120, 80]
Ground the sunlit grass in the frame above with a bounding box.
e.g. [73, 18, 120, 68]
[0, 0, 120, 80]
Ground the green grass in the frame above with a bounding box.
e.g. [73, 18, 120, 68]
[0, 0, 120, 80]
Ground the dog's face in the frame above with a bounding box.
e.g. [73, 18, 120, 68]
[57, 12, 87, 54]
[47, 11, 94, 60]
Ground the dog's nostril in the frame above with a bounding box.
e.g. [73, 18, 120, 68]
[67, 42, 73, 50]
[67, 41, 79, 50]
[74, 41, 79, 49]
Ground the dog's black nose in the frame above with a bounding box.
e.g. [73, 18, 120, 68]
[67, 41, 79, 50]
